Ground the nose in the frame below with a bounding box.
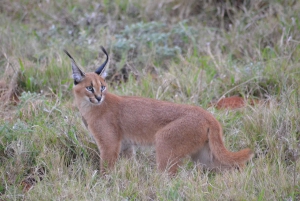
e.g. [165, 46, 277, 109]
[95, 96, 102, 102]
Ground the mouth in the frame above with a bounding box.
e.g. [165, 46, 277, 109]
[89, 97, 102, 105]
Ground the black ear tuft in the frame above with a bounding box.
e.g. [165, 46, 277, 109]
[63, 49, 73, 60]
[64, 49, 85, 85]
[95, 46, 109, 75]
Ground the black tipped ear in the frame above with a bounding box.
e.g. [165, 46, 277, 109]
[95, 46, 109, 76]
[64, 50, 85, 85]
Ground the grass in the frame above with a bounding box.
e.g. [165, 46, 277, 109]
[0, 0, 300, 200]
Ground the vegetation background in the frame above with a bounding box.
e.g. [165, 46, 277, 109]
[0, 0, 299, 200]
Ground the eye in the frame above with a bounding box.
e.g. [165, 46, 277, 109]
[86, 86, 94, 92]
[101, 85, 106, 91]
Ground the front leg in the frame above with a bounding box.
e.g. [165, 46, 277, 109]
[99, 141, 121, 174]
[89, 125, 121, 174]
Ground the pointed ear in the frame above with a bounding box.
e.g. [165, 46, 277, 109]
[64, 50, 85, 85]
[95, 46, 109, 77]
[71, 62, 85, 84]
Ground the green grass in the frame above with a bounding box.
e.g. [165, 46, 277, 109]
[1, 0, 300, 200]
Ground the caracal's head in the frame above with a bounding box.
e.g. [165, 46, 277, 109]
[64, 46, 108, 106]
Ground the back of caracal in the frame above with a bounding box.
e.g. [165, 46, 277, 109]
[64, 47, 253, 175]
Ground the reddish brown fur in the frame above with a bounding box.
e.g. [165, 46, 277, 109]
[211, 96, 260, 110]
[67, 49, 253, 175]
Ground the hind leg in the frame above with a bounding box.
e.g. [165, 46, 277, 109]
[155, 119, 204, 175]
[156, 143, 182, 175]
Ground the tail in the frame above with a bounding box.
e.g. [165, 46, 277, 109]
[208, 125, 253, 167]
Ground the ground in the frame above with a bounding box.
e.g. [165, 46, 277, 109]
[0, 0, 299, 200]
